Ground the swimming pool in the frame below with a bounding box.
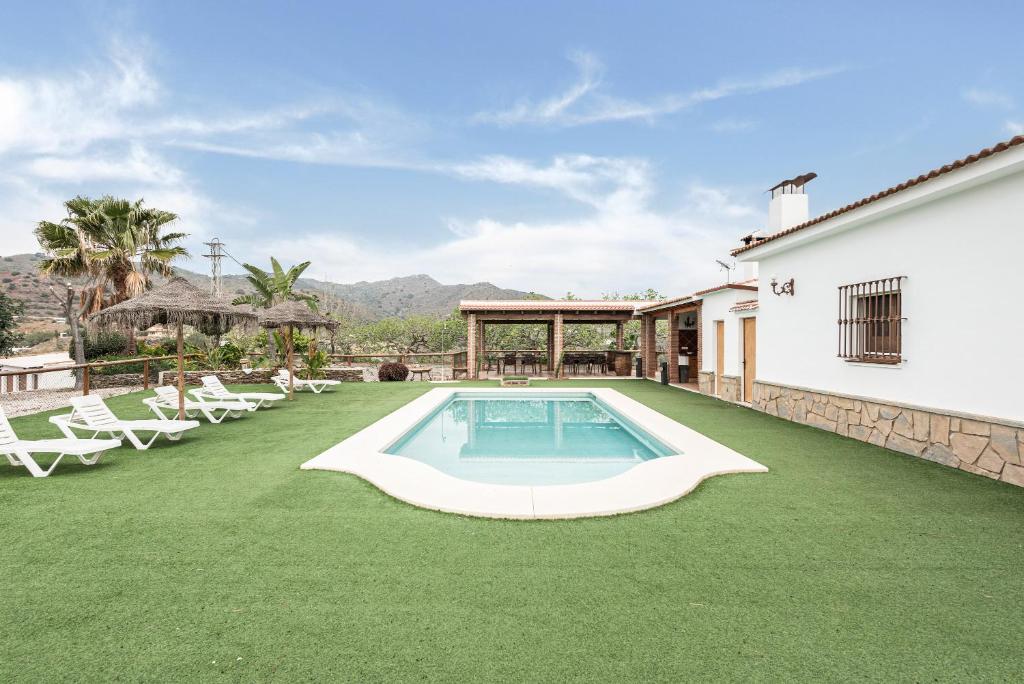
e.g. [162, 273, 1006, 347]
[301, 387, 767, 519]
[384, 392, 677, 485]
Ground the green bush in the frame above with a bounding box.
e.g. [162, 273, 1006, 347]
[83, 330, 129, 359]
[89, 354, 173, 376]
[22, 330, 58, 346]
[299, 349, 330, 379]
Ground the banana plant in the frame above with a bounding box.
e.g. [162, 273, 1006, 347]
[232, 257, 319, 363]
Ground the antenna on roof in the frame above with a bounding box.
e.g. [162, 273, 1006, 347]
[715, 259, 735, 284]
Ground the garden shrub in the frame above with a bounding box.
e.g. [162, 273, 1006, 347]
[88, 353, 173, 376]
[299, 349, 330, 379]
[22, 330, 58, 346]
[378, 362, 409, 382]
[83, 330, 129, 359]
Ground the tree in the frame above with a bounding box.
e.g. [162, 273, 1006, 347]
[0, 291, 24, 356]
[46, 282, 86, 388]
[232, 257, 318, 309]
[232, 257, 319, 361]
[35, 196, 188, 316]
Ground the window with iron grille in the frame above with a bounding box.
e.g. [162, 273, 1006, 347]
[837, 277, 905, 363]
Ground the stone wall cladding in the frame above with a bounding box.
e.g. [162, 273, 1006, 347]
[719, 375, 741, 403]
[89, 373, 156, 389]
[158, 368, 363, 387]
[698, 370, 715, 395]
[752, 381, 1024, 487]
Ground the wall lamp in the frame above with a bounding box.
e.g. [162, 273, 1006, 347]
[769, 276, 795, 297]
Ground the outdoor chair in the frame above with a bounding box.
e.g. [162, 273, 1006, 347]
[144, 386, 254, 423]
[565, 353, 580, 375]
[3, 405, 121, 478]
[521, 354, 540, 375]
[273, 369, 342, 394]
[50, 395, 200, 450]
[192, 375, 285, 409]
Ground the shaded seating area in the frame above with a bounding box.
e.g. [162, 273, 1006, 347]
[459, 300, 648, 379]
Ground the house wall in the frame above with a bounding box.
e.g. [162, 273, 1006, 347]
[697, 289, 756, 400]
[750, 169, 1024, 424]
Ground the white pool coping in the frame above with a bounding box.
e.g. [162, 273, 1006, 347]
[300, 387, 767, 519]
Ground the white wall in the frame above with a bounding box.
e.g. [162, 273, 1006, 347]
[749, 169, 1024, 422]
[699, 289, 752, 378]
[768, 193, 809, 231]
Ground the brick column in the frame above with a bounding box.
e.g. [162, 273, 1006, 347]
[667, 310, 680, 384]
[552, 313, 564, 378]
[467, 313, 478, 379]
[615, 321, 624, 350]
[546, 322, 555, 371]
[641, 314, 656, 379]
[695, 302, 703, 383]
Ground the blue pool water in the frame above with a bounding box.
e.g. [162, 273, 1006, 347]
[385, 392, 677, 485]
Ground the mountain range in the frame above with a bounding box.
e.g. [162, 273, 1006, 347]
[1, 253, 540, 321]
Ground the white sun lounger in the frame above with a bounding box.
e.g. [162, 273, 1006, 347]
[273, 370, 341, 394]
[190, 375, 285, 409]
[49, 395, 200, 451]
[144, 385, 254, 423]
[3, 405, 121, 477]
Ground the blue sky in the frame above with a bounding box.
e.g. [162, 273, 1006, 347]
[1, 1, 1021, 296]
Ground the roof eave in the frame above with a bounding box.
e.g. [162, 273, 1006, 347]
[734, 136, 1024, 260]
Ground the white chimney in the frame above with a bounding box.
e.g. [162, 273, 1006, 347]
[767, 172, 815, 232]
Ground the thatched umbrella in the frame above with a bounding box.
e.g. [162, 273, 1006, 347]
[259, 300, 337, 400]
[91, 277, 256, 419]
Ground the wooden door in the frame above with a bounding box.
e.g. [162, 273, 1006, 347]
[742, 317, 757, 402]
[715, 321, 725, 396]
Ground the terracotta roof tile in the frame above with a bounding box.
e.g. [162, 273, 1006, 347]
[693, 280, 759, 297]
[636, 295, 693, 313]
[732, 134, 1024, 256]
[459, 300, 647, 313]
[730, 299, 759, 312]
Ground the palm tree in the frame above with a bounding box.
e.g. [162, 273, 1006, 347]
[35, 196, 189, 315]
[232, 257, 319, 361]
[232, 257, 318, 309]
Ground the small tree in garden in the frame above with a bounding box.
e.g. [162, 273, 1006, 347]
[300, 349, 330, 379]
[0, 291, 24, 356]
[233, 257, 318, 362]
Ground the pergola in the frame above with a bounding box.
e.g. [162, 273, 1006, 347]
[636, 296, 703, 384]
[459, 300, 645, 378]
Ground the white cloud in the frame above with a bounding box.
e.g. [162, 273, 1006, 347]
[1005, 120, 1024, 135]
[449, 154, 651, 211]
[0, 35, 765, 300]
[26, 144, 185, 185]
[257, 178, 760, 296]
[0, 38, 409, 261]
[474, 52, 847, 127]
[962, 88, 1013, 109]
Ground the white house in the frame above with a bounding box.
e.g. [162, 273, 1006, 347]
[693, 281, 758, 402]
[727, 135, 1024, 485]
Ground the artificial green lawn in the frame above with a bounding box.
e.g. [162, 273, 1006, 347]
[2, 380, 1022, 681]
